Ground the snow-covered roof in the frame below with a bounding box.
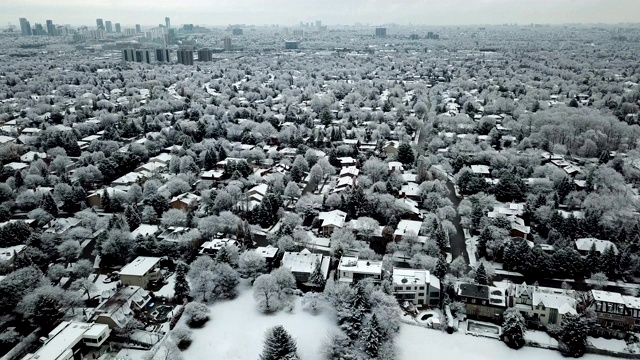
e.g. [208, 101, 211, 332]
[392, 267, 429, 286]
[339, 166, 359, 177]
[20, 151, 47, 163]
[399, 182, 420, 197]
[255, 246, 279, 259]
[532, 292, 577, 315]
[170, 192, 201, 206]
[394, 220, 422, 237]
[0, 244, 26, 262]
[575, 238, 618, 254]
[131, 224, 159, 239]
[470, 165, 490, 175]
[338, 256, 383, 275]
[119, 256, 161, 277]
[318, 210, 347, 228]
[591, 290, 624, 304]
[281, 250, 324, 275]
[24, 321, 110, 360]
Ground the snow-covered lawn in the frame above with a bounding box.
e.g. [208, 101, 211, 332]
[182, 282, 339, 360]
[89, 273, 119, 296]
[154, 274, 176, 298]
[526, 330, 559, 348]
[397, 323, 611, 360]
[588, 336, 627, 352]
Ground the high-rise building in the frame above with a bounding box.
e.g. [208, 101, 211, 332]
[232, 28, 243, 35]
[115, 23, 121, 33]
[96, 18, 104, 31]
[122, 49, 135, 62]
[46, 20, 55, 36]
[105, 21, 112, 33]
[316, 20, 322, 27]
[198, 48, 213, 61]
[223, 37, 232, 52]
[19, 18, 32, 36]
[155, 48, 170, 62]
[375, 27, 387, 37]
[135, 24, 141, 33]
[165, 17, 171, 29]
[176, 49, 194, 65]
[293, 29, 303, 37]
[285, 41, 299, 50]
[135, 50, 152, 64]
[34, 23, 45, 35]
[166, 28, 177, 44]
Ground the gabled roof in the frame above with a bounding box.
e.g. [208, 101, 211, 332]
[318, 210, 347, 228]
[575, 238, 618, 254]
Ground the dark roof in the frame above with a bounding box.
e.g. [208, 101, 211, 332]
[459, 283, 490, 300]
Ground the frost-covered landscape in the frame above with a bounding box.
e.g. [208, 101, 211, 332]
[1, 2, 640, 360]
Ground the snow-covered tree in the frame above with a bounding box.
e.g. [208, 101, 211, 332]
[259, 325, 299, 360]
[238, 250, 267, 282]
[183, 302, 210, 328]
[306, 259, 326, 288]
[501, 307, 526, 349]
[253, 274, 281, 313]
[174, 262, 190, 302]
[362, 313, 382, 358]
[474, 263, 489, 285]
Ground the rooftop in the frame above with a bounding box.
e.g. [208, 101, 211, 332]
[392, 267, 428, 286]
[119, 256, 161, 277]
[281, 249, 324, 274]
[338, 256, 383, 275]
[255, 246, 279, 258]
[591, 290, 625, 304]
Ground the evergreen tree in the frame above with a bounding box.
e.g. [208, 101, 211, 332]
[362, 314, 382, 358]
[600, 245, 618, 278]
[585, 243, 600, 275]
[41, 193, 59, 217]
[397, 143, 415, 165]
[501, 308, 526, 349]
[433, 255, 449, 280]
[216, 245, 232, 265]
[555, 176, 573, 203]
[477, 227, 491, 259]
[560, 314, 593, 358]
[174, 262, 190, 302]
[14, 170, 24, 188]
[306, 260, 326, 288]
[124, 205, 141, 230]
[475, 263, 489, 285]
[101, 189, 112, 212]
[259, 325, 299, 360]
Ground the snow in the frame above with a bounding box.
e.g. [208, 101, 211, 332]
[183, 282, 339, 360]
[588, 336, 627, 352]
[154, 274, 175, 298]
[525, 330, 559, 348]
[90, 273, 119, 296]
[397, 323, 611, 360]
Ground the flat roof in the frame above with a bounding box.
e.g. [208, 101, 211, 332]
[119, 256, 160, 277]
[255, 246, 279, 258]
[282, 250, 323, 274]
[392, 267, 428, 285]
[338, 256, 383, 275]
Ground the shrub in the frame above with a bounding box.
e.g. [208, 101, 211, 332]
[183, 302, 210, 328]
[171, 326, 193, 350]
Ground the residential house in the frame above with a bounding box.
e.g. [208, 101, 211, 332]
[22, 321, 111, 360]
[118, 256, 162, 289]
[337, 256, 383, 284]
[86, 187, 128, 208]
[394, 219, 422, 241]
[317, 210, 347, 235]
[392, 267, 440, 306]
[507, 282, 577, 328]
[339, 166, 359, 179]
[281, 249, 330, 284]
[0, 244, 26, 268]
[383, 141, 399, 155]
[456, 283, 507, 322]
[19, 151, 47, 163]
[333, 176, 355, 193]
[200, 239, 239, 256]
[92, 286, 151, 329]
[388, 161, 404, 173]
[399, 182, 421, 201]
[254, 245, 281, 270]
[337, 157, 357, 168]
[575, 238, 619, 256]
[584, 290, 635, 338]
[169, 192, 200, 211]
[470, 165, 491, 177]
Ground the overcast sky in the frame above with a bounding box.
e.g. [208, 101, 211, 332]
[3, 0, 640, 27]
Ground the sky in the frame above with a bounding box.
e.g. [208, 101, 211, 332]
[3, 0, 640, 28]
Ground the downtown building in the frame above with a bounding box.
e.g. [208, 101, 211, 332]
[155, 48, 171, 63]
[176, 49, 194, 65]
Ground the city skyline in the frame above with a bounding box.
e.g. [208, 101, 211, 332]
[3, 0, 640, 27]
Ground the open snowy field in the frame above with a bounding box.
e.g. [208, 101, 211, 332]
[397, 323, 612, 360]
[182, 282, 339, 360]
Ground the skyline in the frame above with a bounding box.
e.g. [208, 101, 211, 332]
[3, 0, 640, 28]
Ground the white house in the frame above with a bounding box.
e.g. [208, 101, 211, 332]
[394, 220, 422, 241]
[318, 210, 347, 235]
[392, 267, 440, 306]
[337, 256, 383, 284]
[118, 256, 162, 289]
[22, 321, 110, 360]
[281, 249, 330, 283]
